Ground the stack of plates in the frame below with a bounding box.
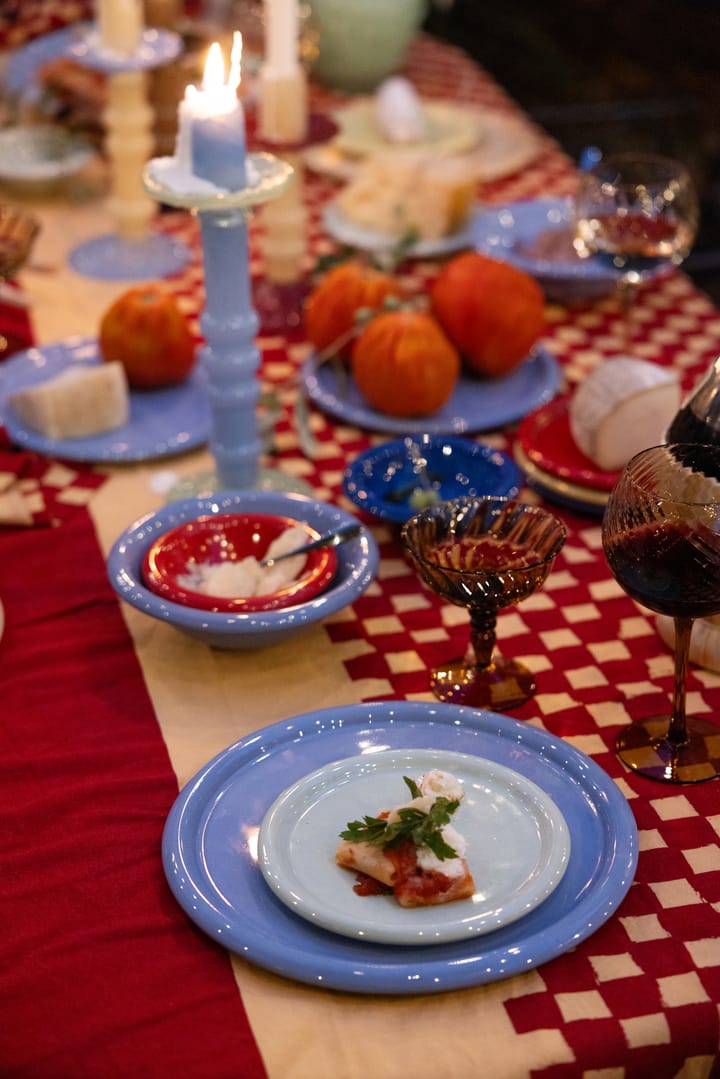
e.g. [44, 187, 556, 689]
[516, 397, 619, 516]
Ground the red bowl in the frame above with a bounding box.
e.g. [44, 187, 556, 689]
[141, 512, 338, 613]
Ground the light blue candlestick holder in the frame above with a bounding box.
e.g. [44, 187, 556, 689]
[143, 152, 310, 494]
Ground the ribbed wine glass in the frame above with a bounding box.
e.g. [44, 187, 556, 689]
[603, 443, 720, 782]
[401, 497, 566, 710]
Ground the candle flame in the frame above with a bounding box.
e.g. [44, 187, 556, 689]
[202, 31, 243, 94]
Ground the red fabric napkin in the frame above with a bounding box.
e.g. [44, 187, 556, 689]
[0, 460, 267, 1078]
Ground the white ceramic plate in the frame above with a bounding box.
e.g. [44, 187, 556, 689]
[322, 202, 480, 258]
[308, 107, 541, 185]
[0, 126, 94, 183]
[258, 748, 570, 945]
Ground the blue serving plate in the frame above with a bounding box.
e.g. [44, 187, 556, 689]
[302, 346, 560, 436]
[472, 197, 624, 301]
[343, 434, 524, 524]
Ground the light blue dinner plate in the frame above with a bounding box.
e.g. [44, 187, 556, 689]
[107, 490, 378, 649]
[472, 197, 666, 302]
[162, 701, 638, 994]
[0, 336, 211, 462]
[258, 748, 571, 945]
[342, 434, 523, 524]
[302, 347, 560, 436]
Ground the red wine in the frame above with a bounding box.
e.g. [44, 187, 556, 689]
[432, 536, 541, 572]
[604, 520, 720, 618]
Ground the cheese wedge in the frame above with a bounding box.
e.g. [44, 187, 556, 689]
[336, 155, 477, 241]
[569, 356, 681, 472]
[8, 362, 129, 440]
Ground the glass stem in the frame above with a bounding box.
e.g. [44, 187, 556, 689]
[467, 607, 498, 670]
[668, 616, 694, 747]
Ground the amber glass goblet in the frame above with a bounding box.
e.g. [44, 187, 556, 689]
[603, 443, 720, 783]
[401, 497, 566, 710]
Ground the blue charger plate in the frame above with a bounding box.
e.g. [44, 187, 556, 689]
[162, 701, 638, 994]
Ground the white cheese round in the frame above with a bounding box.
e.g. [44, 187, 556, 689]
[569, 356, 681, 472]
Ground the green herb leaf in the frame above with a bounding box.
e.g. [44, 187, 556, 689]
[338, 779, 460, 860]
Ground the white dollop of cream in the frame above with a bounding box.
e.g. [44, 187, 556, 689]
[178, 524, 309, 599]
[375, 77, 427, 143]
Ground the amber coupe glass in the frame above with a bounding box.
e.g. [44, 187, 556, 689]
[603, 443, 720, 783]
[401, 497, 566, 710]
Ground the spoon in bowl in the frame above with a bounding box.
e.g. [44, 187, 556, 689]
[260, 522, 362, 567]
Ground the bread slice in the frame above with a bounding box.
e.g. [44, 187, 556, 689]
[8, 362, 129, 439]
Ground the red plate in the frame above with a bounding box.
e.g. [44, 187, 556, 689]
[517, 396, 620, 493]
[142, 513, 338, 613]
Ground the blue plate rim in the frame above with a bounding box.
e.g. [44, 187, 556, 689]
[162, 700, 638, 995]
[302, 347, 560, 436]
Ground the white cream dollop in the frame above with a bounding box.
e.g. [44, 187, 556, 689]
[374, 77, 427, 144]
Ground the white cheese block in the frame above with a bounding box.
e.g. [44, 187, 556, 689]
[374, 77, 427, 144]
[8, 361, 129, 439]
[569, 357, 681, 472]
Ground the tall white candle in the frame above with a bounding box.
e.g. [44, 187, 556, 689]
[264, 0, 298, 77]
[175, 33, 247, 191]
[97, 0, 143, 54]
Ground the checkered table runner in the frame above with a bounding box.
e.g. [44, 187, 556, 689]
[145, 37, 720, 1073]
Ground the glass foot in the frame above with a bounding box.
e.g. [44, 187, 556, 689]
[68, 232, 190, 281]
[430, 656, 536, 711]
[616, 715, 720, 783]
[164, 467, 314, 502]
[252, 277, 309, 335]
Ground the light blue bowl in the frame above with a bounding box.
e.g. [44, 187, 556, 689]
[343, 435, 523, 524]
[107, 490, 378, 649]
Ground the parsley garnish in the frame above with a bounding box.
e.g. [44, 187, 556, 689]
[339, 775, 460, 860]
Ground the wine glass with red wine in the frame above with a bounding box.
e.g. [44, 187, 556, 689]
[573, 152, 699, 309]
[603, 443, 720, 783]
[401, 498, 566, 710]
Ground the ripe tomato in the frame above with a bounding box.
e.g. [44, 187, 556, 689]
[304, 260, 405, 358]
[99, 284, 197, 389]
[351, 310, 460, 417]
[430, 252, 545, 378]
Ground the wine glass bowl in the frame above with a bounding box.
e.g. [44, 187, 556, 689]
[602, 443, 720, 782]
[573, 152, 699, 288]
[401, 497, 566, 710]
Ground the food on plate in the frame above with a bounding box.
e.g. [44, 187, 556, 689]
[99, 284, 197, 389]
[351, 310, 460, 417]
[430, 252, 545, 377]
[35, 58, 107, 143]
[178, 524, 311, 598]
[7, 361, 129, 439]
[374, 77, 427, 144]
[569, 356, 681, 471]
[336, 768, 475, 907]
[304, 259, 405, 357]
[335, 155, 477, 242]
